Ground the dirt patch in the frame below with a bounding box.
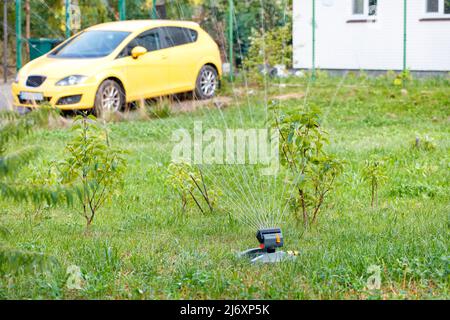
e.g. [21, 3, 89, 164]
[271, 92, 305, 101]
[171, 96, 234, 113]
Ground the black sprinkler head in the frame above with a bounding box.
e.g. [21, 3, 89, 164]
[256, 228, 284, 253]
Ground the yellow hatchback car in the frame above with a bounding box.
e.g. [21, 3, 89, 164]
[12, 20, 222, 113]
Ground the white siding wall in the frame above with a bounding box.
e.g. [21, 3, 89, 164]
[293, 0, 450, 71]
[407, 1, 450, 71]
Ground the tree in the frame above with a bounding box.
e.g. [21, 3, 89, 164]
[271, 103, 343, 226]
[0, 108, 67, 204]
[0, 108, 66, 274]
[57, 115, 126, 228]
[362, 158, 387, 208]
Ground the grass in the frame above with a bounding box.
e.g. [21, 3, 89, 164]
[0, 73, 449, 299]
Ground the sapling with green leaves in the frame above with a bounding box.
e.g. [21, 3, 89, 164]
[167, 161, 220, 214]
[271, 103, 343, 226]
[362, 159, 387, 208]
[57, 115, 126, 229]
[0, 107, 65, 274]
[0, 107, 70, 207]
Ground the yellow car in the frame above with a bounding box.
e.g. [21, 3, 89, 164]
[12, 20, 222, 113]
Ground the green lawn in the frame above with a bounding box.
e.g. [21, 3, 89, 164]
[1, 73, 449, 299]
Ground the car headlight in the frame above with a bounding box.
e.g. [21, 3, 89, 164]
[56, 75, 87, 86]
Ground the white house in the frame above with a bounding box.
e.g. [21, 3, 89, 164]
[293, 0, 450, 72]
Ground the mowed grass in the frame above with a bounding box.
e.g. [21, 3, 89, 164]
[0, 74, 449, 299]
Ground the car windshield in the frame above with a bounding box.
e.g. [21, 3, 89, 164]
[50, 30, 130, 58]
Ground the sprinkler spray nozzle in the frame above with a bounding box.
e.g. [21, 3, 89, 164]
[239, 227, 295, 263]
[256, 228, 284, 253]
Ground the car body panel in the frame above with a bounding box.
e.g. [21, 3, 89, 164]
[12, 20, 222, 110]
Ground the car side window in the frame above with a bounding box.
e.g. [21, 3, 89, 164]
[118, 28, 162, 58]
[161, 27, 198, 49]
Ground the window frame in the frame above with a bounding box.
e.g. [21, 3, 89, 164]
[425, 0, 450, 16]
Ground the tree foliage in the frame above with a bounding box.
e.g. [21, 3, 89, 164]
[57, 115, 127, 228]
[0, 108, 65, 275]
[362, 158, 387, 208]
[243, 22, 293, 82]
[167, 161, 220, 214]
[0, 108, 70, 206]
[2, 0, 291, 70]
[271, 103, 343, 226]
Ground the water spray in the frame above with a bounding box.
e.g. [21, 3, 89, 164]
[239, 228, 298, 263]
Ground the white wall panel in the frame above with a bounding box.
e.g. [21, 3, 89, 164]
[293, 0, 450, 71]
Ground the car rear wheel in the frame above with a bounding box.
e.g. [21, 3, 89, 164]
[94, 80, 125, 116]
[194, 65, 218, 100]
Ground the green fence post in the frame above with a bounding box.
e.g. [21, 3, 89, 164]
[4, 0, 8, 81]
[15, 0, 22, 71]
[152, 0, 157, 19]
[228, 0, 234, 82]
[65, 0, 70, 38]
[119, 0, 126, 21]
[403, 0, 407, 74]
[312, 0, 316, 81]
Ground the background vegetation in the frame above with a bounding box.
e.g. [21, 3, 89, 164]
[0, 0, 291, 78]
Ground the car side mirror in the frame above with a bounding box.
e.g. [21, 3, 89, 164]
[131, 46, 147, 59]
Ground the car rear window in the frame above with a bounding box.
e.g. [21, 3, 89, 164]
[162, 27, 198, 48]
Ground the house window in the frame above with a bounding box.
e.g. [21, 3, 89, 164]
[352, 0, 377, 16]
[427, 0, 439, 12]
[368, 0, 378, 16]
[426, 0, 450, 14]
[353, 0, 364, 14]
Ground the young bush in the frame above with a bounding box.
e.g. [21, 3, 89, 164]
[362, 158, 387, 208]
[57, 115, 126, 229]
[0, 108, 64, 274]
[0, 107, 71, 205]
[167, 162, 220, 214]
[271, 103, 343, 226]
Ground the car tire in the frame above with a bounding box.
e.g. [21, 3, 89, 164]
[194, 65, 218, 100]
[94, 80, 125, 116]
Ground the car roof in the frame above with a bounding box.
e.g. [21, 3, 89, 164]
[87, 20, 200, 33]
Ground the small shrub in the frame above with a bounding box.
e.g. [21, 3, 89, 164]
[0, 107, 68, 275]
[362, 158, 387, 208]
[271, 103, 343, 226]
[57, 115, 127, 228]
[167, 161, 220, 214]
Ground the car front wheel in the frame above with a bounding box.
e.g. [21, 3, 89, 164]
[194, 65, 218, 100]
[94, 80, 125, 116]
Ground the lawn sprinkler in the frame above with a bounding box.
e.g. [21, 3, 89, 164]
[239, 228, 298, 263]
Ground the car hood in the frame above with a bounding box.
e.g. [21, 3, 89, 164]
[19, 55, 107, 79]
